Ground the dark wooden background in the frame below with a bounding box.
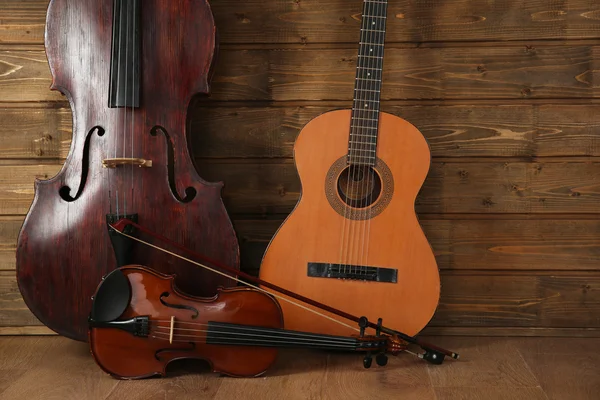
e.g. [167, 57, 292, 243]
[1, 0, 599, 336]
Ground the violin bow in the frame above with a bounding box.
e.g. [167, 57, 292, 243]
[110, 219, 459, 365]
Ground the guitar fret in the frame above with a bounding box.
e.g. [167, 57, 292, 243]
[347, 0, 387, 162]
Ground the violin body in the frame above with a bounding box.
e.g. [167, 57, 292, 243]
[90, 266, 282, 378]
[89, 266, 401, 378]
[259, 110, 440, 337]
[16, 0, 239, 342]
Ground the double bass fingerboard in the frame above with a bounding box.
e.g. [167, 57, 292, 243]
[348, 0, 389, 166]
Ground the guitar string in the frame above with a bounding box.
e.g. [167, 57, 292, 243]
[365, 0, 387, 274]
[343, 0, 371, 277]
[110, 226, 360, 333]
[357, 0, 377, 277]
[340, 4, 364, 276]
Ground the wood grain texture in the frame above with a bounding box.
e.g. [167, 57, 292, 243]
[4, 216, 600, 277]
[5, 161, 600, 216]
[5, 103, 600, 161]
[2, 0, 600, 45]
[0, 107, 70, 159]
[5, 336, 599, 400]
[197, 160, 600, 215]
[4, 44, 600, 102]
[235, 218, 600, 273]
[191, 104, 600, 158]
[2, 272, 599, 329]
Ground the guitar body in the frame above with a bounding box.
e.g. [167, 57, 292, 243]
[259, 110, 439, 337]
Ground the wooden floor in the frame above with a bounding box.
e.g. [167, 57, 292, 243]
[0, 336, 598, 400]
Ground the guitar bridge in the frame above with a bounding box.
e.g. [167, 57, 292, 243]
[307, 262, 397, 283]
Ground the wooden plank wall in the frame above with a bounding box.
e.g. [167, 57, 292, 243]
[1, 0, 600, 337]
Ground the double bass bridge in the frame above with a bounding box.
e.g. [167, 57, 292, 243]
[307, 262, 397, 283]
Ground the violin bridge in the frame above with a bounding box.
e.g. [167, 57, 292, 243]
[102, 158, 153, 168]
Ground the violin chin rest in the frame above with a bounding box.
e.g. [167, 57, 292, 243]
[90, 268, 131, 322]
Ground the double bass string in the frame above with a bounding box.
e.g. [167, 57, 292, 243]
[129, 0, 137, 218]
[122, 0, 131, 217]
[113, 0, 124, 219]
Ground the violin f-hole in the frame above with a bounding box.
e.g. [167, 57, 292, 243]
[150, 126, 197, 203]
[159, 292, 199, 319]
[59, 126, 105, 202]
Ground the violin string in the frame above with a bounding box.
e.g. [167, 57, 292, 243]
[151, 321, 358, 343]
[130, 0, 136, 216]
[109, 226, 359, 333]
[150, 326, 359, 345]
[148, 332, 363, 350]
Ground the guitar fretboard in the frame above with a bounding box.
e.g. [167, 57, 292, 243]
[348, 0, 388, 166]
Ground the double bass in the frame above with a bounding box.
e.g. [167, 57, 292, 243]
[259, 0, 440, 337]
[16, 0, 239, 342]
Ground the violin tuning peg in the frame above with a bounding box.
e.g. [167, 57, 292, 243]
[363, 354, 373, 369]
[376, 353, 388, 366]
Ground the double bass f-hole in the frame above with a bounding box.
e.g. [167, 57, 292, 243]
[160, 292, 199, 319]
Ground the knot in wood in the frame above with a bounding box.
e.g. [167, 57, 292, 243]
[571, 191, 581, 197]
[521, 88, 532, 97]
[476, 65, 486, 73]
[482, 197, 495, 207]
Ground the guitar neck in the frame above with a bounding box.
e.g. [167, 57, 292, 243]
[348, 0, 389, 166]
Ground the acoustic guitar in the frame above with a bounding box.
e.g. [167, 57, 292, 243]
[259, 0, 440, 337]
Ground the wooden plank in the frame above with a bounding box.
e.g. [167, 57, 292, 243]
[0, 164, 60, 215]
[0, 271, 40, 326]
[0, 107, 71, 159]
[233, 218, 600, 273]
[2, 1, 600, 45]
[4, 103, 600, 161]
[4, 45, 600, 102]
[191, 104, 600, 158]
[2, 217, 600, 273]
[0, 216, 20, 271]
[1, 272, 599, 328]
[431, 272, 600, 328]
[0, 326, 53, 335]
[421, 327, 600, 337]
[4, 161, 600, 216]
[0, 0, 47, 45]
[196, 160, 600, 215]
[210, 45, 600, 101]
[0, 50, 62, 102]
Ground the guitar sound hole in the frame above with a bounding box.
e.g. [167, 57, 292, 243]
[337, 165, 382, 209]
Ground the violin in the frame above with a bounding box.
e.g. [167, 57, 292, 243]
[16, 0, 239, 342]
[89, 266, 407, 378]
